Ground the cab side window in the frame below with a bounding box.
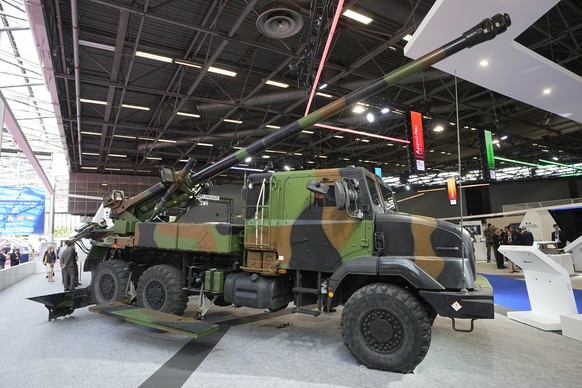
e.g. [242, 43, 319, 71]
[313, 185, 336, 207]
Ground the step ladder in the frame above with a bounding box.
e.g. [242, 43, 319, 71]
[292, 270, 322, 317]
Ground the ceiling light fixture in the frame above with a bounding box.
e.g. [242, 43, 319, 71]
[381, 108, 390, 114]
[81, 152, 99, 156]
[176, 112, 200, 118]
[197, 143, 213, 147]
[433, 125, 444, 132]
[265, 80, 289, 88]
[316, 92, 333, 98]
[479, 60, 489, 67]
[105, 168, 122, 171]
[266, 124, 281, 129]
[301, 130, 314, 134]
[403, 34, 413, 42]
[343, 9, 373, 25]
[109, 154, 127, 158]
[543, 88, 552, 95]
[81, 166, 98, 170]
[244, 157, 252, 163]
[114, 134, 136, 139]
[81, 131, 101, 136]
[208, 66, 237, 77]
[146, 156, 162, 160]
[136, 51, 173, 63]
[224, 119, 243, 124]
[174, 59, 202, 68]
[79, 39, 115, 51]
[158, 139, 177, 143]
[352, 105, 366, 114]
[366, 113, 374, 123]
[501, 135, 508, 140]
[283, 165, 291, 171]
[122, 104, 150, 111]
[80, 98, 107, 105]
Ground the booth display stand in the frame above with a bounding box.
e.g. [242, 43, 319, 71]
[498, 245, 578, 331]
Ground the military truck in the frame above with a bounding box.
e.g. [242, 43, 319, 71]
[31, 13, 511, 373]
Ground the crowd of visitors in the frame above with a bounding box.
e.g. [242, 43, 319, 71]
[483, 222, 567, 273]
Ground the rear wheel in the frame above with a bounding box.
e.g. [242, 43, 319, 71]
[340, 283, 431, 373]
[136, 265, 188, 315]
[91, 260, 130, 304]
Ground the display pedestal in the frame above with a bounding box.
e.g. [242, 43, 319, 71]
[560, 314, 582, 342]
[564, 235, 582, 272]
[498, 245, 577, 331]
[547, 253, 575, 275]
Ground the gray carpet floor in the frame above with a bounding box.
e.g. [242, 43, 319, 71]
[1, 271, 581, 388]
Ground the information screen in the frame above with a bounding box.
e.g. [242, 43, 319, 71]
[0, 186, 45, 235]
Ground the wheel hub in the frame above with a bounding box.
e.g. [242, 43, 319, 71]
[361, 309, 403, 353]
[145, 281, 166, 309]
[99, 274, 115, 300]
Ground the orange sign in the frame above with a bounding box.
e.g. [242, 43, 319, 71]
[447, 177, 457, 205]
[410, 111, 425, 171]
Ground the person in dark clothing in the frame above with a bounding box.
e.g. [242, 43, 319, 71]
[492, 228, 506, 269]
[521, 227, 534, 246]
[0, 248, 7, 269]
[9, 248, 20, 266]
[551, 224, 567, 249]
[507, 226, 521, 273]
[484, 223, 495, 263]
[61, 242, 78, 291]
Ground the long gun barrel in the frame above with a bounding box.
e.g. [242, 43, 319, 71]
[188, 13, 511, 185]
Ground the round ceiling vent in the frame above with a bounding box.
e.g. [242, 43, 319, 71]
[256, 3, 304, 39]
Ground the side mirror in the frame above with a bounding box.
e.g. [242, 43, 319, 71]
[306, 180, 329, 195]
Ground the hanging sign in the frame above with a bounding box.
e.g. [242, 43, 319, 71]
[446, 177, 457, 206]
[410, 111, 425, 171]
[484, 130, 496, 179]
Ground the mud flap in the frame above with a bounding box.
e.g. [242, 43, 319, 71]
[89, 303, 219, 339]
[27, 287, 93, 321]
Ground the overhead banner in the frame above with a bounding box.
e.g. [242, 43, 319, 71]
[484, 130, 496, 179]
[410, 111, 425, 171]
[0, 187, 46, 235]
[446, 177, 457, 206]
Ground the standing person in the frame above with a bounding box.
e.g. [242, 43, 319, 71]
[507, 226, 521, 273]
[61, 242, 78, 291]
[492, 228, 506, 269]
[58, 242, 67, 285]
[551, 224, 567, 249]
[483, 223, 494, 263]
[42, 246, 57, 282]
[0, 248, 7, 269]
[9, 248, 21, 266]
[521, 226, 534, 246]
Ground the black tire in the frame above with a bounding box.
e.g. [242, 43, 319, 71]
[340, 283, 431, 373]
[136, 265, 188, 315]
[91, 260, 130, 304]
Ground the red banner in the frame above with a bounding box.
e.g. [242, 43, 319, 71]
[410, 111, 425, 171]
[447, 177, 457, 205]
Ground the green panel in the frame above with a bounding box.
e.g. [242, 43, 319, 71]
[89, 304, 219, 340]
[112, 220, 135, 234]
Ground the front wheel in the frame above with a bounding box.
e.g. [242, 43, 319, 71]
[136, 265, 188, 315]
[340, 283, 431, 373]
[91, 260, 130, 304]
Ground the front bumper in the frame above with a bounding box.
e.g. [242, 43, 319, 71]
[419, 275, 494, 319]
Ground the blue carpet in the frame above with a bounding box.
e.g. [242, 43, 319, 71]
[480, 273, 582, 313]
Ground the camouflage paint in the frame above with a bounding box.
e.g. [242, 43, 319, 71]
[135, 222, 243, 254]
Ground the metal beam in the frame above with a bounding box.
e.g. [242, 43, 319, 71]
[1, 90, 54, 195]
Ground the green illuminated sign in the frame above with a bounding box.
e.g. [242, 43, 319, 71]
[484, 130, 495, 179]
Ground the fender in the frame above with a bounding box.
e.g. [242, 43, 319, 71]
[328, 256, 445, 296]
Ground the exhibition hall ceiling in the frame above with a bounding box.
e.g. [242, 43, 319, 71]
[23, 0, 582, 184]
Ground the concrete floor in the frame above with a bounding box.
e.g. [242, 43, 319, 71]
[1, 268, 581, 388]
